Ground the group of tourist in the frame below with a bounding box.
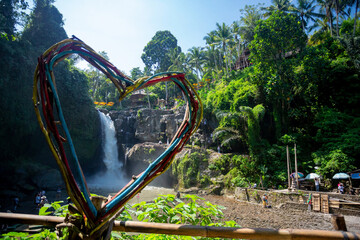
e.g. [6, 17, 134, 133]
[35, 190, 48, 209]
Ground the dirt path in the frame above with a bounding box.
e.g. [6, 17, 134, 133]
[199, 194, 360, 233]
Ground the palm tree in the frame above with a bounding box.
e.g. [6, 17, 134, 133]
[239, 105, 265, 152]
[290, 0, 324, 31]
[187, 46, 205, 81]
[262, 0, 293, 16]
[167, 48, 187, 72]
[213, 105, 265, 153]
[317, 0, 335, 36]
[309, 17, 332, 43]
[333, 0, 348, 36]
[239, 4, 263, 45]
[204, 31, 221, 71]
[353, 0, 359, 36]
[231, 20, 242, 59]
[214, 22, 233, 76]
[212, 111, 246, 151]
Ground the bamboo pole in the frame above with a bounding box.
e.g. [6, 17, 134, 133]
[294, 143, 299, 189]
[0, 212, 62, 227]
[286, 145, 291, 189]
[1, 213, 360, 240]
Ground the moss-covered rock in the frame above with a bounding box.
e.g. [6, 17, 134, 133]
[172, 147, 212, 189]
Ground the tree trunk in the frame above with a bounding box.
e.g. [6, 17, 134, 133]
[354, 0, 359, 37]
[327, 5, 334, 37]
[336, 0, 339, 37]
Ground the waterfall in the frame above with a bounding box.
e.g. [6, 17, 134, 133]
[88, 111, 126, 192]
[100, 111, 121, 171]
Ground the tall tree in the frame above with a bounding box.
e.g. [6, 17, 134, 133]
[214, 23, 233, 76]
[204, 30, 221, 71]
[290, 0, 324, 31]
[0, 0, 28, 37]
[141, 30, 181, 73]
[231, 20, 242, 59]
[317, 0, 335, 36]
[187, 46, 205, 81]
[333, 0, 347, 36]
[353, 0, 359, 36]
[130, 67, 143, 80]
[309, 17, 332, 43]
[167, 48, 187, 72]
[239, 105, 265, 156]
[239, 4, 263, 46]
[262, 0, 293, 16]
[21, 0, 67, 50]
[250, 11, 307, 138]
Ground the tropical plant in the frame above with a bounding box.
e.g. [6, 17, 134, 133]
[250, 11, 307, 138]
[262, 0, 293, 16]
[290, 0, 324, 31]
[239, 4, 264, 45]
[317, 0, 335, 36]
[239, 104, 265, 154]
[214, 22, 233, 76]
[187, 46, 205, 81]
[141, 30, 181, 73]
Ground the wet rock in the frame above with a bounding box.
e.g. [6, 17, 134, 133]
[125, 142, 175, 188]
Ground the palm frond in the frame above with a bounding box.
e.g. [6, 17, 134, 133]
[221, 135, 243, 147]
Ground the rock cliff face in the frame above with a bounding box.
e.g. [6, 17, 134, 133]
[109, 108, 185, 145]
[135, 109, 184, 143]
[107, 108, 186, 187]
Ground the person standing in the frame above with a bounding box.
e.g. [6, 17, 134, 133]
[338, 183, 345, 194]
[13, 197, 19, 212]
[56, 187, 62, 199]
[262, 194, 268, 208]
[315, 178, 320, 192]
[35, 192, 41, 209]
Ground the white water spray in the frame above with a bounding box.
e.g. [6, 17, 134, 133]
[88, 111, 126, 191]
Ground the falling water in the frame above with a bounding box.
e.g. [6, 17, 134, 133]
[88, 111, 126, 192]
[89, 110, 175, 198]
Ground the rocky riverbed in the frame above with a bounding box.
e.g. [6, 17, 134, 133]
[199, 193, 360, 233]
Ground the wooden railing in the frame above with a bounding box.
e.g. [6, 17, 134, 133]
[1, 212, 360, 240]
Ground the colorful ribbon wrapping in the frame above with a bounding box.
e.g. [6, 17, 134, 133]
[32, 36, 203, 232]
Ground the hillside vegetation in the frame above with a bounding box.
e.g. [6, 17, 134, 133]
[0, 0, 359, 191]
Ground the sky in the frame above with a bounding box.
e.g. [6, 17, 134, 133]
[54, 0, 271, 75]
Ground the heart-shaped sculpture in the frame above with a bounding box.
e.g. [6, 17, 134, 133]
[32, 36, 202, 232]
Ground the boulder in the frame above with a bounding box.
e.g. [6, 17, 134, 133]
[125, 142, 175, 188]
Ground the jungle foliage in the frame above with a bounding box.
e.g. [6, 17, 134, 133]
[0, 0, 360, 196]
[0, 0, 101, 182]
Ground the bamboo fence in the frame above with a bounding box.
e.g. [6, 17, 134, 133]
[1, 212, 360, 240]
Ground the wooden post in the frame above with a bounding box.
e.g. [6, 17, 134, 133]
[312, 194, 321, 212]
[294, 143, 299, 189]
[286, 145, 291, 189]
[331, 214, 347, 231]
[321, 195, 329, 214]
